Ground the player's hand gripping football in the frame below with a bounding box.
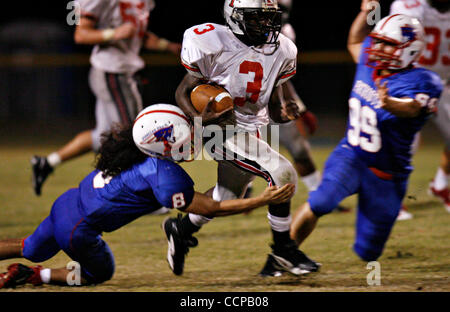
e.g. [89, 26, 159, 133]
[259, 184, 295, 205]
[200, 96, 233, 125]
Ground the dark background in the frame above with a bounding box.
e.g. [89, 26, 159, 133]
[0, 0, 396, 129]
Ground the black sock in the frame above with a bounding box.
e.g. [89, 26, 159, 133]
[272, 229, 293, 247]
[180, 215, 201, 236]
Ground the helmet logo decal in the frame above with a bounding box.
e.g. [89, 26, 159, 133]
[401, 25, 416, 41]
[141, 124, 175, 145]
[229, 0, 235, 8]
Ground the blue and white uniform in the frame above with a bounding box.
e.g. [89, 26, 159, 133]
[22, 157, 194, 283]
[308, 37, 443, 261]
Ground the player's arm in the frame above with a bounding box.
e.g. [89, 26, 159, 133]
[182, 184, 295, 217]
[175, 74, 228, 125]
[347, 0, 379, 62]
[143, 32, 181, 55]
[269, 82, 305, 123]
[74, 17, 136, 45]
[376, 79, 422, 118]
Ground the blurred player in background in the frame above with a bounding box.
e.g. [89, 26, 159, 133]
[287, 9, 442, 270]
[0, 105, 294, 288]
[389, 0, 450, 217]
[165, 0, 321, 277]
[31, 0, 181, 197]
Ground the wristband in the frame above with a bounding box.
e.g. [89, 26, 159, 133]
[102, 29, 116, 42]
[157, 38, 170, 51]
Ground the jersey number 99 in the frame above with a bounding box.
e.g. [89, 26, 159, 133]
[347, 98, 381, 153]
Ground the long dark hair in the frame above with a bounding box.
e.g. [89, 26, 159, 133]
[95, 124, 148, 178]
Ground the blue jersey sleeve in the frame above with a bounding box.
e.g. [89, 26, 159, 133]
[139, 159, 195, 210]
[389, 69, 443, 115]
[358, 37, 372, 65]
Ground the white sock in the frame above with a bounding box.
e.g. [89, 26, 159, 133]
[267, 213, 292, 232]
[189, 214, 211, 227]
[47, 153, 62, 168]
[301, 171, 321, 192]
[40, 268, 51, 284]
[434, 168, 449, 190]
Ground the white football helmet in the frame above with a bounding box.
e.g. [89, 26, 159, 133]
[223, 0, 282, 46]
[366, 14, 425, 70]
[133, 104, 192, 162]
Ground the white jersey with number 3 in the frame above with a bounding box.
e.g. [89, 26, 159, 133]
[77, 0, 155, 73]
[181, 23, 297, 132]
[390, 0, 450, 82]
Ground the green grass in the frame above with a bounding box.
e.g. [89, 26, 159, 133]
[0, 135, 449, 292]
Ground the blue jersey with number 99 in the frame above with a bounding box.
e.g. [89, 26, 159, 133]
[342, 37, 443, 176]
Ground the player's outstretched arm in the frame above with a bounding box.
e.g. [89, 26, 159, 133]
[74, 17, 136, 45]
[347, 0, 379, 62]
[144, 32, 181, 55]
[182, 184, 295, 217]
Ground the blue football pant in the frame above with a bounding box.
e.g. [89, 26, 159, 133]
[308, 144, 408, 261]
[22, 189, 115, 284]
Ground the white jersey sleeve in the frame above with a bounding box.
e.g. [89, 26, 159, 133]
[275, 34, 297, 87]
[181, 23, 225, 79]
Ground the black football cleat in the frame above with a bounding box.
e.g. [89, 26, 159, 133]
[259, 254, 283, 277]
[162, 214, 198, 276]
[269, 242, 321, 276]
[31, 155, 53, 196]
[0, 263, 43, 289]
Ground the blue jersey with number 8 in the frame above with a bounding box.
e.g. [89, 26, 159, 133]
[77, 157, 195, 232]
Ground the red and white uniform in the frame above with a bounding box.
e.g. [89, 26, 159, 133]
[78, 0, 155, 74]
[390, 0, 450, 81]
[390, 0, 450, 146]
[181, 23, 299, 201]
[181, 23, 297, 132]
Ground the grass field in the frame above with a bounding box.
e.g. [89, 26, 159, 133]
[0, 121, 449, 292]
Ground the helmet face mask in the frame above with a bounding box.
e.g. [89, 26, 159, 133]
[224, 0, 282, 47]
[365, 14, 425, 71]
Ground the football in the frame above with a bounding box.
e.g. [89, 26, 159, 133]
[190, 84, 233, 114]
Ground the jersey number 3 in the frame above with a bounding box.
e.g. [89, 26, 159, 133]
[234, 61, 263, 107]
[347, 98, 381, 153]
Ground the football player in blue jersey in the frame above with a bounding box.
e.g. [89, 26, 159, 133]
[270, 11, 443, 275]
[0, 104, 294, 288]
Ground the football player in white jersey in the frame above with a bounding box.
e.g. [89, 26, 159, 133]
[389, 0, 450, 214]
[243, 0, 322, 200]
[162, 0, 321, 277]
[31, 0, 181, 197]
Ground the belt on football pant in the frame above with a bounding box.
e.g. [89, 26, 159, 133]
[369, 167, 394, 181]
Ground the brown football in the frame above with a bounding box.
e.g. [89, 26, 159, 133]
[190, 84, 233, 114]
